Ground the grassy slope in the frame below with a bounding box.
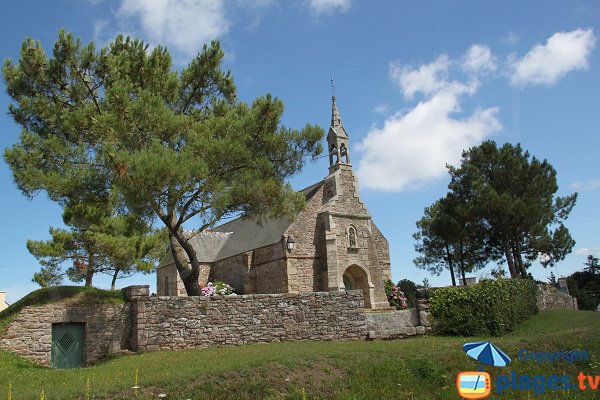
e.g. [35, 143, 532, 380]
[0, 310, 599, 399]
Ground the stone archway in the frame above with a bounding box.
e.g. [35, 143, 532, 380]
[342, 265, 374, 308]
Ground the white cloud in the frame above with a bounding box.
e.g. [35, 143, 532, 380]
[510, 28, 596, 87]
[502, 31, 520, 46]
[374, 104, 390, 114]
[462, 44, 496, 74]
[390, 55, 450, 99]
[575, 247, 600, 257]
[356, 83, 501, 191]
[570, 180, 600, 191]
[309, 0, 351, 14]
[358, 46, 503, 191]
[116, 0, 230, 58]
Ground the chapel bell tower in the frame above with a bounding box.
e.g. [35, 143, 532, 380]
[327, 96, 350, 172]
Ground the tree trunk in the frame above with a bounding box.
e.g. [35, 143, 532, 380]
[503, 238, 517, 278]
[459, 239, 467, 285]
[514, 240, 528, 278]
[445, 244, 457, 286]
[85, 253, 94, 287]
[111, 268, 120, 291]
[168, 227, 202, 296]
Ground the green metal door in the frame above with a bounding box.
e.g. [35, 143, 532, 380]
[51, 323, 84, 368]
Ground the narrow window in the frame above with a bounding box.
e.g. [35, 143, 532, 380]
[348, 226, 357, 248]
[164, 276, 170, 296]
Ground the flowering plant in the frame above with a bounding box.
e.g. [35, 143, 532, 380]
[385, 280, 408, 309]
[200, 280, 235, 296]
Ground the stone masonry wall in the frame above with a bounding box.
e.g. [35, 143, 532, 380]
[365, 289, 433, 339]
[254, 258, 288, 294]
[286, 183, 327, 293]
[537, 284, 578, 311]
[211, 254, 248, 294]
[157, 263, 210, 296]
[371, 224, 392, 283]
[252, 243, 289, 294]
[0, 300, 131, 366]
[332, 166, 369, 216]
[365, 309, 426, 339]
[131, 290, 367, 351]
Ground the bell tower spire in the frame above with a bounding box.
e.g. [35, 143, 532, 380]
[327, 94, 350, 171]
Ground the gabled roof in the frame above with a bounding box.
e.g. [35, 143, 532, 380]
[211, 216, 291, 260]
[158, 180, 325, 267]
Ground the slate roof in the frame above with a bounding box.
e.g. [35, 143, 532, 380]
[158, 180, 325, 267]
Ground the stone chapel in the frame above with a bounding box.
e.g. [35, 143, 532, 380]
[156, 97, 392, 309]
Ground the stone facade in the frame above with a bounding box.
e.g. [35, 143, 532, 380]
[0, 300, 131, 366]
[157, 97, 393, 309]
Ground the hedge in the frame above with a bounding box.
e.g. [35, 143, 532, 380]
[428, 279, 538, 336]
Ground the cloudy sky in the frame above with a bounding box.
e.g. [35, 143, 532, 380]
[1, 0, 599, 302]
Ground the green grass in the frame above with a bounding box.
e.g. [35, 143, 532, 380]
[0, 286, 124, 334]
[1, 310, 599, 399]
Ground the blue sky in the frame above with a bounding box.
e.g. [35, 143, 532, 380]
[1, 0, 599, 303]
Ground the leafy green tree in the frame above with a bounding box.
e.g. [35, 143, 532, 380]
[413, 202, 456, 286]
[567, 256, 600, 310]
[96, 215, 166, 290]
[398, 279, 417, 308]
[583, 255, 600, 274]
[447, 141, 576, 278]
[414, 192, 489, 286]
[28, 200, 165, 289]
[4, 30, 323, 295]
[414, 200, 459, 286]
[547, 271, 558, 286]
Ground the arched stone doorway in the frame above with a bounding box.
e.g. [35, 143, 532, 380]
[342, 265, 374, 308]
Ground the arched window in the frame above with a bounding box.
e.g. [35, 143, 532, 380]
[340, 143, 348, 163]
[348, 226, 357, 248]
[330, 143, 338, 164]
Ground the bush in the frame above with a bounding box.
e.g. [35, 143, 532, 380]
[428, 279, 538, 336]
[200, 281, 235, 296]
[398, 279, 417, 308]
[385, 280, 408, 309]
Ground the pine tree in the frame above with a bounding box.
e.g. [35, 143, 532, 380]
[414, 193, 489, 286]
[447, 141, 576, 278]
[4, 30, 323, 295]
[28, 199, 165, 288]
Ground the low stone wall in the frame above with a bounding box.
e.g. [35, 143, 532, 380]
[364, 289, 433, 339]
[132, 290, 367, 351]
[365, 309, 424, 339]
[0, 300, 131, 366]
[537, 284, 578, 311]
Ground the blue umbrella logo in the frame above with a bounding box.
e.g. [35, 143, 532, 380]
[463, 341, 511, 368]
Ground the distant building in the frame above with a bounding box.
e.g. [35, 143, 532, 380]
[0, 292, 8, 312]
[458, 277, 477, 286]
[156, 97, 393, 309]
